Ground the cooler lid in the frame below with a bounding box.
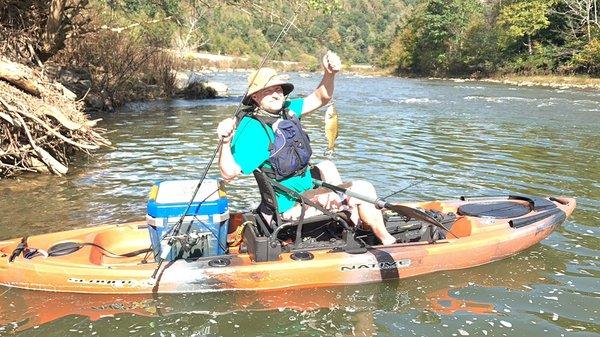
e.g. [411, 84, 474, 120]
[149, 179, 225, 204]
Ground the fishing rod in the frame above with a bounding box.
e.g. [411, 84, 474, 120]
[382, 175, 432, 200]
[151, 7, 301, 280]
[312, 179, 458, 238]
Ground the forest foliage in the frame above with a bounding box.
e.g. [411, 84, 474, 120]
[2, 0, 599, 98]
[103, 0, 598, 77]
[379, 0, 600, 77]
[92, 0, 408, 66]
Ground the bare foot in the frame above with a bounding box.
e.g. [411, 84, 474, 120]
[381, 235, 396, 246]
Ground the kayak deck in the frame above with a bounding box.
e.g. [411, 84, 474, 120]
[0, 195, 576, 293]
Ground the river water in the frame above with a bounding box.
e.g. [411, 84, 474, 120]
[0, 73, 598, 336]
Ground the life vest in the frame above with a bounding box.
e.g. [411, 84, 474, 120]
[252, 109, 312, 181]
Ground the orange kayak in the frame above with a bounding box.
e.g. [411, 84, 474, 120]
[0, 195, 575, 294]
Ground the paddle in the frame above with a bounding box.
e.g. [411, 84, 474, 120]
[312, 179, 458, 239]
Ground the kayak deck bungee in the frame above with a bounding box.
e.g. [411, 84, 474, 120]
[0, 195, 575, 294]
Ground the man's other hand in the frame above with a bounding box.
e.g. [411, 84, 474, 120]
[217, 117, 236, 143]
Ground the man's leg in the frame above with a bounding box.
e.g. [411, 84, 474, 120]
[347, 180, 396, 245]
[315, 160, 342, 185]
[315, 161, 395, 245]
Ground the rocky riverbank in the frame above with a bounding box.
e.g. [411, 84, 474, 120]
[483, 75, 600, 90]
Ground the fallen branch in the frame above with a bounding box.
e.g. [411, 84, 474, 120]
[99, 16, 173, 34]
[16, 108, 99, 150]
[36, 104, 84, 130]
[0, 59, 110, 177]
[12, 111, 68, 175]
[0, 60, 45, 96]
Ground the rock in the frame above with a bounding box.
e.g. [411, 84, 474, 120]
[80, 79, 92, 88]
[177, 82, 217, 99]
[205, 81, 228, 96]
[85, 93, 105, 110]
[172, 70, 208, 91]
[173, 71, 190, 91]
[189, 72, 205, 84]
[57, 68, 92, 100]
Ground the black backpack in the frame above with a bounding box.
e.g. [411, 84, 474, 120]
[253, 110, 312, 181]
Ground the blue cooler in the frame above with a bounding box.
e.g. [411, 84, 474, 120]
[146, 179, 229, 261]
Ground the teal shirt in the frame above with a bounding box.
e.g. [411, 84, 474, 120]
[231, 98, 313, 213]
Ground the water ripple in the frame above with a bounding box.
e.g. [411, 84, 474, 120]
[0, 75, 598, 336]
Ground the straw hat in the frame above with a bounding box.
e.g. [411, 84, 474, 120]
[242, 68, 294, 105]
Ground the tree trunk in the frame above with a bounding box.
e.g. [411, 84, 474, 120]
[595, 0, 598, 25]
[528, 34, 532, 55]
[594, 0, 599, 24]
[40, 0, 68, 61]
[587, 0, 592, 42]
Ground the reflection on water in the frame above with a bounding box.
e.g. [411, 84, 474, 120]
[0, 74, 598, 336]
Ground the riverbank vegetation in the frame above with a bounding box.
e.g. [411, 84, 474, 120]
[0, 0, 335, 176]
[379, 0, 600, 78]
[1, 0, 598, 176]
[4, 0, 597, 110]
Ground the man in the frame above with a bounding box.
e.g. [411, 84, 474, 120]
[217, 51, 396, 246]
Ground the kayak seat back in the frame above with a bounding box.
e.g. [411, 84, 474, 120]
[252, 168, 341, 235]
[248, 169, 359, 261]
[253, 169, 283, 234]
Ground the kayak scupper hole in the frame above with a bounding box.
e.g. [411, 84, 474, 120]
[290, 251, 314, 261]
[208, 258, 231, 267]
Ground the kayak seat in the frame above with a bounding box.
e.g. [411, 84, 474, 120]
[88, 228, 150, 265]
[246, 169, 356, 262]
[253, 168, 347, 237]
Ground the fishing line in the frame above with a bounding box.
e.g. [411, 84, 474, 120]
[151, 5, 302, 279]
[382, 175, 432, 200]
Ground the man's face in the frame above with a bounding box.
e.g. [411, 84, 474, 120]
[252, 86, 284, 113]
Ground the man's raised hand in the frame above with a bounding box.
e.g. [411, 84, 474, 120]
[322, 51, 342, 74]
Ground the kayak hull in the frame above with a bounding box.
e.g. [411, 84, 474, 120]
[0, 196, 576, 294]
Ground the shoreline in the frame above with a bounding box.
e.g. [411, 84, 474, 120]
[175, 51, 600, 91]
[423, 75, 600, 91]
[480, 75, 600, 90]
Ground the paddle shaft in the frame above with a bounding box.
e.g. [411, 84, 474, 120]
[312, 179, 458, 238]
[313, 179, 387, 208]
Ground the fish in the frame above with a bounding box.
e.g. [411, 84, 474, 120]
[324, 103, 338, 157]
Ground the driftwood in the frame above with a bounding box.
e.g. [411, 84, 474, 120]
[0, 61, 45, 97]
[0, 58, 110, 177]
[37, 104, 84, 130]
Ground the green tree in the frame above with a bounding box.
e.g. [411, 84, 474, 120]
[571, 38, 600, 74]
[498, 0, 552, 55]
[399, 0, 484, 75]
[378, 27, 416, 73]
